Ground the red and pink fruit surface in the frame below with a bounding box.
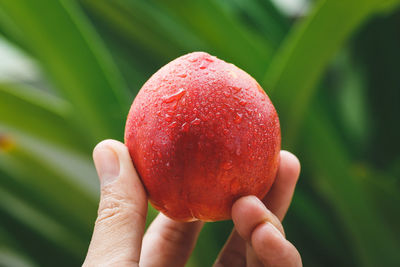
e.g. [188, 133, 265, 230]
[125, 52, 280, 222]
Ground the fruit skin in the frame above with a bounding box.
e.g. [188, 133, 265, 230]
[125, 52, 280, 222]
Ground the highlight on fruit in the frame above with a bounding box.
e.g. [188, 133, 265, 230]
[125, 52, 281, 222]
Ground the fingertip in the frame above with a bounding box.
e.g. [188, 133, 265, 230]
[93, 139, 122, 156]
[279, 151, 301, 180]
[232, 196, 284, 241]
[252, 222, 285, 252]
[252, 222, 302, 267]
[93, 139, 146, 208]
[232, 196, 265, 240]
[94, 139, 130, 162]
[94, 139, 138, 179]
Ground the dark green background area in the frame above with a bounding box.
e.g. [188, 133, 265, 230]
[0, 0, 399, 266]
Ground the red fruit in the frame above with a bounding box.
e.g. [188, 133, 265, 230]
[125, 52, 280, 222]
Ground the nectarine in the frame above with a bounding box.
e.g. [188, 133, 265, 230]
[125, 52, 280, 222]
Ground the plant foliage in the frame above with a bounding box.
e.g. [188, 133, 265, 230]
[0, 0, 399, 266]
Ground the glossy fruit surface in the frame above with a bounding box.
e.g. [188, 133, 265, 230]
[125, 52, 280, 221]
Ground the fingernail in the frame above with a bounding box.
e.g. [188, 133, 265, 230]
[265, 222, 284, 238]
[94, 146, 120, 186]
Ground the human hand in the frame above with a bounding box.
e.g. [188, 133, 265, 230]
[83, 139, 302, 267]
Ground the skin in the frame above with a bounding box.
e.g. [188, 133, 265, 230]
[83, 139, 302, 267]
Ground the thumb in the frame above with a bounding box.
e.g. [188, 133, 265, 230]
[83, 140, 148, 267]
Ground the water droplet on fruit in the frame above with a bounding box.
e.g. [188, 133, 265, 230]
[222, 161, 233, 170]
[168, 121, 177, 128]
[166, 162, 170, 167]
[200, 113, 208, 122]
[181, 97, 186, 105]
[231, 86, 241, 93]
[176, 113, 183, 121]
[163, 88, 186, 103]
[170, 101, 178, 110]
[235, 147, 241, 156]
[245, 107, 253, 115]
[191, 118, 201, 125]
[239, 99, 247, 106]
[229, 70, 237, 78]
[234, 113, 242, 124]
[165, 114, 173, 122]
[199, 59, 211, 69]
[181, 122, 190, 132]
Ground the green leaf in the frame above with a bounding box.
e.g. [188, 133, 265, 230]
[0, 0, 131, 141]
[378, 0, 400, 13]
[353, 165, 400, 238]
[0, 128, 98, 236]
[0, 82, 91, 153]
[153, 0, 274, 79]
[0, 248, 37, 267]
[263, 0, 400, 144]
[333, 50, 370, 148]
[219, 0, 290, 47]
[302, 104, 400, 266]
[0, 187, 87, 258]
[0, 206, 82, 267]
[0, 7, 29, 52]
[287, 189, 355, 266]
[81, 0, 209, 61]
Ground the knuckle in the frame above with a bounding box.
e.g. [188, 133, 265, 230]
[159, 223, 189, 244]
[96, 188, 134, 225]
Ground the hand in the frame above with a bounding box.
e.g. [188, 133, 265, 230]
[83, 139, 302, 267]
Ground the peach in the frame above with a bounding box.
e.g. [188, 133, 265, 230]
[125, 52, 280, 221]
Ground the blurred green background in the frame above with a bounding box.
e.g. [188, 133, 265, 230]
[0, 0, 399, 266]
